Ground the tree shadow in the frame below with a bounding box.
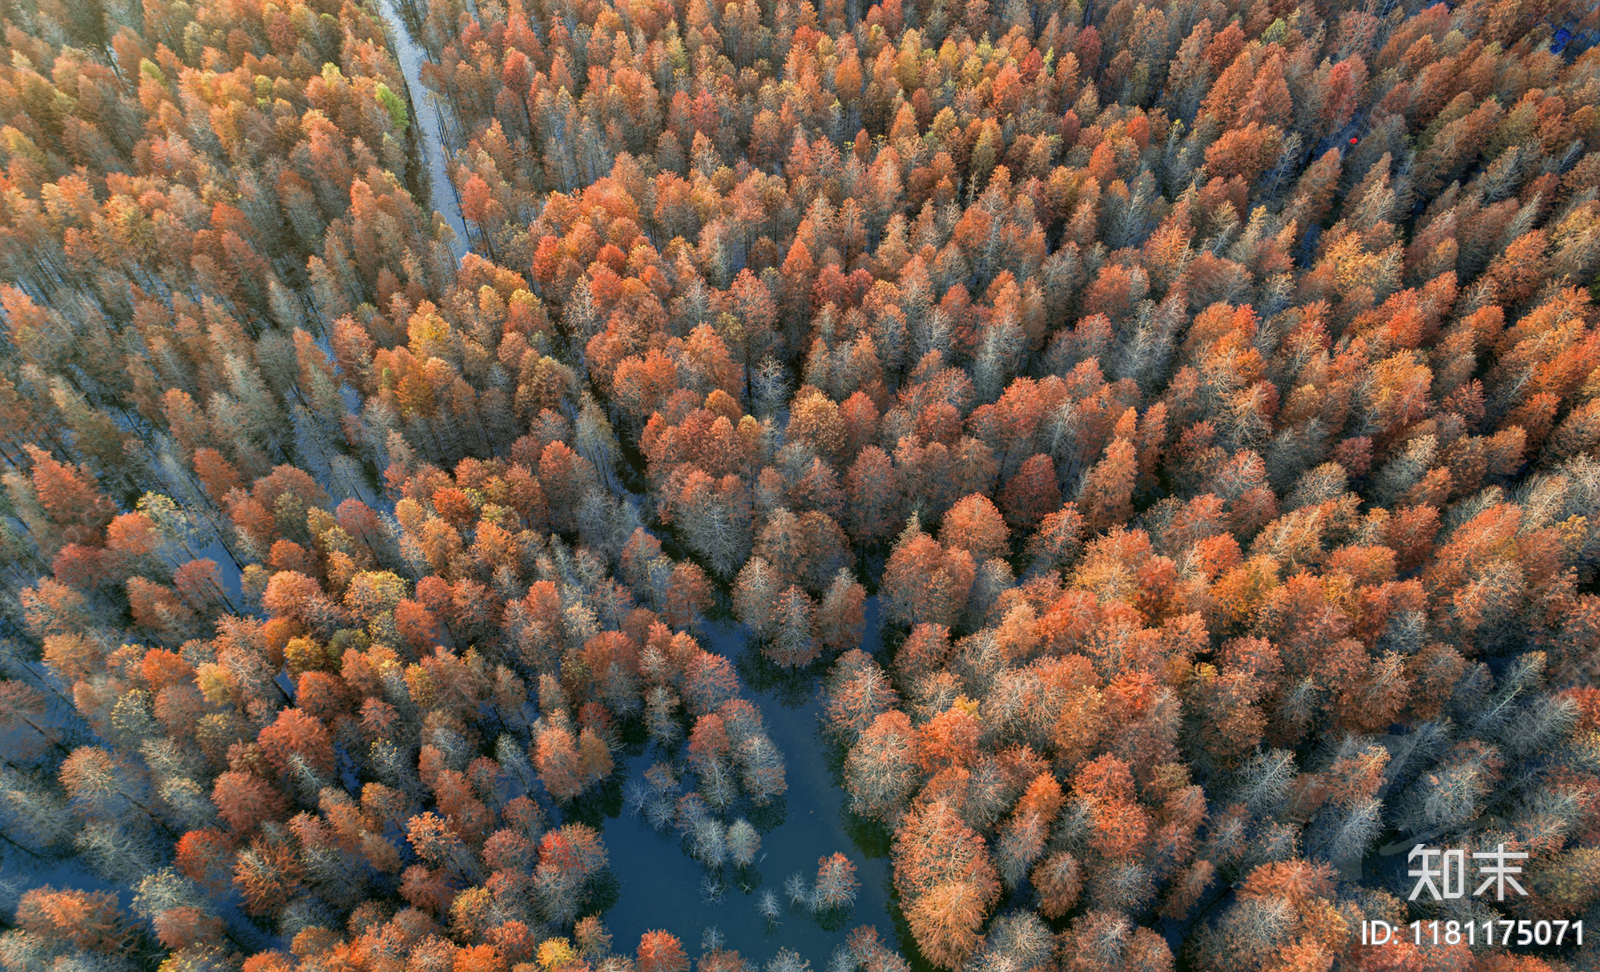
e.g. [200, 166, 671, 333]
[814, 904, 854, 932]
[884, 885, 940, 972]
[840, 806, 893, 859]
[818, 726, 850, 776]
[563, 770, 626, 827]
[744, 794, 788, 832]
[613, 712, 655, 753]
[734, 642, 833, 706]
[874, 621, 909, 680]
[586, 870, 622, 915]
[732, 864, 764, 895]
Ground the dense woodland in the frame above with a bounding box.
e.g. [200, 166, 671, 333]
[1, 0, 1600, 969]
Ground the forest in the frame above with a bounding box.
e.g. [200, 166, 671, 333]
[0, 0, 1599, 968]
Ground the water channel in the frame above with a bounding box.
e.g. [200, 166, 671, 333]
[379, 0, 470, 259]
[366, 6, 918, 965]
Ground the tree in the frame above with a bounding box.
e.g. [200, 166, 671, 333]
[1189, 859, 1345, 972]
[233, 838, 305, 917]
[663, 561, 712, 629]
[844, 445, 902, 544]
[999, 454, 1062, 530]
[534, 719, 590, 802]
[825, 650, 898, 742]
[814, 853, 859, 911]
[1071, 755, 1151, 861]
[669, 470, 753, 578]
[60, 748, 166, 830]
[1078, 437, 1137, 533]
[998, 773, 1065, 887]
[1024, 502, 1085, 575]
[637, 931, 688, 972]
[132, 869, 223, 952]
[727, 818, 760, 866]
[845, 711, 917, 822]
[23, 445, 116, 550]
[939, 494, 1010, 563]
[14, 886, 139, 955]
[881, 518, 975, 628]
[1203, 122, 1283, 184]
[211, 772, 288, 834]
[1061, 911, 1174, 972]
[1032, 852, 1082, 918]
[894, 799, 1001, 967]
[767, 585, 819, 667]
[536, 823, 609, 923]
[818, 570, 867, 651]
[257, 708, 335, 780]
[737, 732, 788, 804]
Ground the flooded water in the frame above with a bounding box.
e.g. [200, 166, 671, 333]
[377, 0, 469, 259]
[589, 604, 926, 969]
[107, 4, 923, 962]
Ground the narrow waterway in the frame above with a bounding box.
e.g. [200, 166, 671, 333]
[367, 4, 913, 963]
[377, 0, 470, 260]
